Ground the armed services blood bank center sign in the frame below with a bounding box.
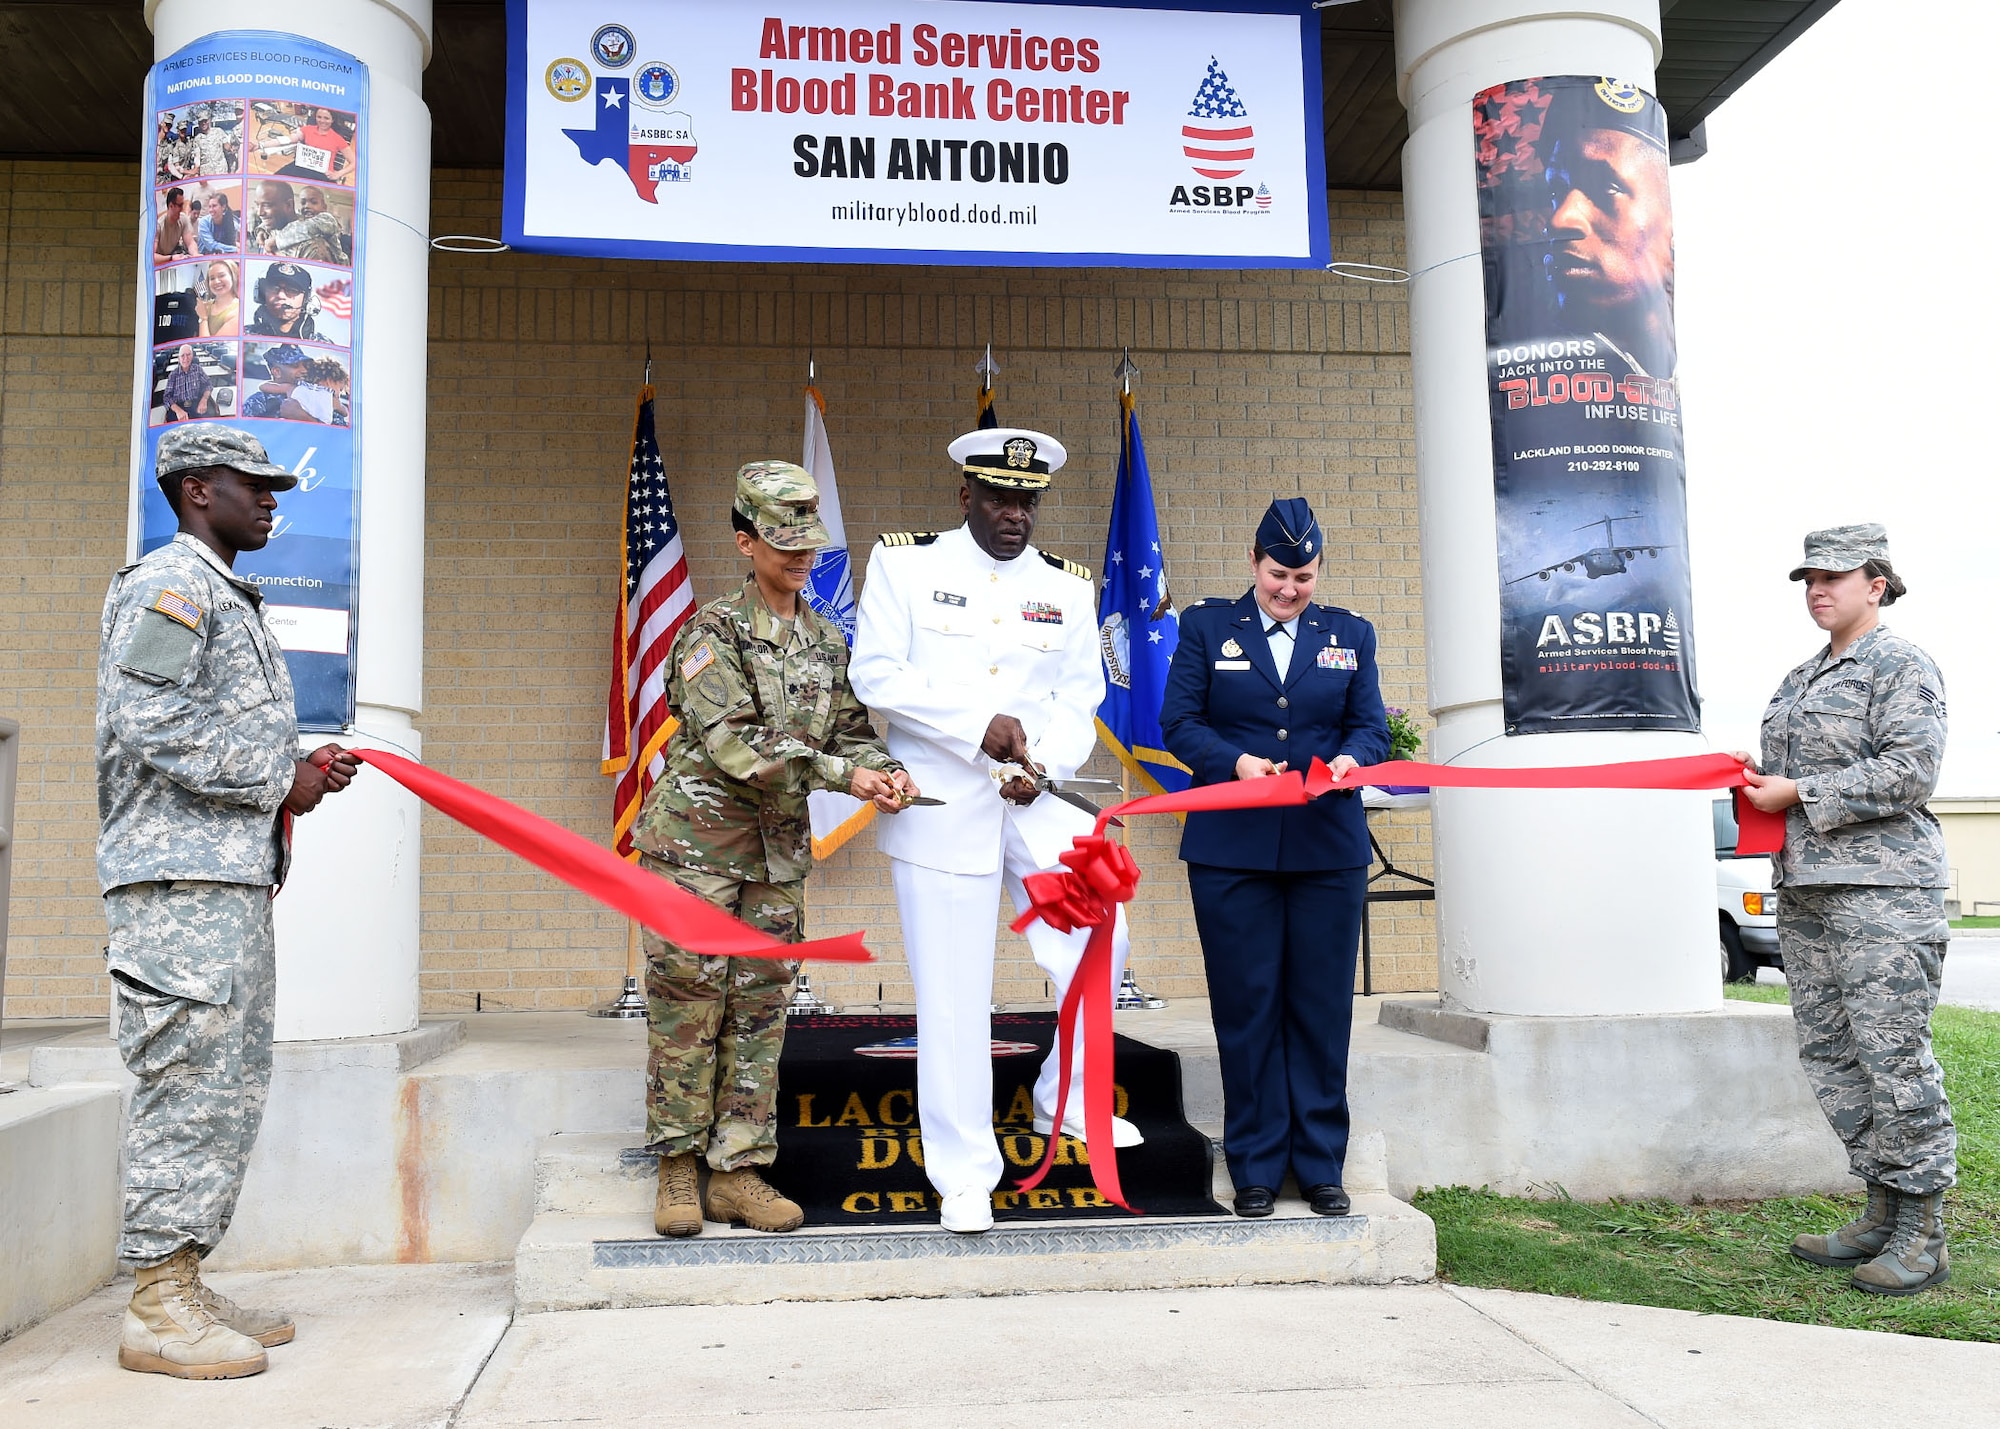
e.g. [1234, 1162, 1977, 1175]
[504, 0, 1327, 267]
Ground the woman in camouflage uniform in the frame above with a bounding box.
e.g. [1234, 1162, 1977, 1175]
[630, 461, 914, 1236]
[1736, 524, 1954, 1296]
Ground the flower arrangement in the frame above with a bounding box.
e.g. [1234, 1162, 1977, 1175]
[1385, 707, 1425, 763]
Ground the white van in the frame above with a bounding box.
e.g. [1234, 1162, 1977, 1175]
[1713, 797, 1780, 982]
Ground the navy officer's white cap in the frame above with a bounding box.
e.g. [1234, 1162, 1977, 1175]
[947, 427, 1067, 491]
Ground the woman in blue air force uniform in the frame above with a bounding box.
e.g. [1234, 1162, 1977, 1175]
[1160, 498, 1390, 1219]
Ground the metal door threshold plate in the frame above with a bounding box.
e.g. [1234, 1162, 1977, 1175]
[591, 1215, 1367, 1269]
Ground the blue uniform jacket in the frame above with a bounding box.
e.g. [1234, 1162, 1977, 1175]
[1161, 592, 1390, 872]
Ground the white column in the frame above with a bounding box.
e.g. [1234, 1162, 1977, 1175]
[147, 0, 433, 1040]
[1395, 0, 1719, 1016]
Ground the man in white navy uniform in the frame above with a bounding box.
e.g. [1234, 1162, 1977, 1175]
[850, 426, 1140, 1235]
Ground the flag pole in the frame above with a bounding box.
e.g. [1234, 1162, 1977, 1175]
[589, 919, 648, 1019]
[1108, 348, 1167, 1011]
[791, 342, 833, 1016]
[593, 351, 659, 1020]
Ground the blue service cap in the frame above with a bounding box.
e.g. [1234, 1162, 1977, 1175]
[264, 343, 308, 366]
[1256, 498, 1321, 567]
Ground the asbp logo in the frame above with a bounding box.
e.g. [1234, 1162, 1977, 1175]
[1168, 57, 1269, 213]
[1183, 57, 1253, 178]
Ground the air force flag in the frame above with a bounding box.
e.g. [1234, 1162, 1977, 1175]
[1097, 391, 1189, 793]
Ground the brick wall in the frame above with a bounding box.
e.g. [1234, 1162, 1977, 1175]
[0, 159, 1436, 1020]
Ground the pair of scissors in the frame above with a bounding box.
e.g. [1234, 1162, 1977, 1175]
[994, 763, 1125, 818]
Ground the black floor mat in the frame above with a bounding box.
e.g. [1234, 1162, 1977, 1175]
[764, 1012, 1224, 1227]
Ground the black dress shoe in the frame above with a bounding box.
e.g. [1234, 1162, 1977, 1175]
[1233, 1186, 1276, 1218]
[1306, 1183, 1351, 1216]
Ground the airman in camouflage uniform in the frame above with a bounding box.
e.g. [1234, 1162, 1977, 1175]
[1743, 524, 1955, 1296]
[630, 461, 910, 1235]
[97, 425, 357, 1377]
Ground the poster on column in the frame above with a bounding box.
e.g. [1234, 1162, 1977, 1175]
[504, 0, 1327, 268]
[135, 31, 368, 729]
[1473, 76, 1699, 735]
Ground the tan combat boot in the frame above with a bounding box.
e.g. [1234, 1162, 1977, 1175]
[655, 1151, 703, 1237]
[119, 1248, 269, 1379]
[1852, 1190, 1950, 1296]
[1791, 1182, 1895, 1268]
[705, 1166, 804, 1233]
[195, 1277, 297, 1347]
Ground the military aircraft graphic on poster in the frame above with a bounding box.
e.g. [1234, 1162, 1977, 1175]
[1507, 515, 1672, 585]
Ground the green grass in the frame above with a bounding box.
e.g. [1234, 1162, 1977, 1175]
[1413, 988, 2000, 1341]
[1951, 916, 2000, 929]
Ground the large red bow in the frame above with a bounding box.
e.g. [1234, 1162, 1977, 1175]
[1011, 836, 1143, 1210]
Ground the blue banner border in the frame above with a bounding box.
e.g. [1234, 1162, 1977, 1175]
[503, 0, 1328, 269]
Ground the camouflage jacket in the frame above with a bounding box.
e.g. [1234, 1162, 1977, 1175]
[1760, 624, 1948, 889]
[630, 578, 900, 883]
[96, 533, 298, 891]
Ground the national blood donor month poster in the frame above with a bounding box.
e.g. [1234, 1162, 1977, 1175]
[137, 31, 368, 729]
[504, 0, 1327, 267]
[1475, 76, 1700, 736]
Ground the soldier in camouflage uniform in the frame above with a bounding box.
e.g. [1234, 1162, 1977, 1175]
[1736, 524, 1954, 1296]
[629, 461, 912, 1236]
[97, 425, 359, 1377]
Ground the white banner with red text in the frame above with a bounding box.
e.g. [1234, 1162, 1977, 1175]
[504, 0, 1327, 267]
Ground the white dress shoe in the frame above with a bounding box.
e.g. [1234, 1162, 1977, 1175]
[939, 1188, 994, 1234]
[1033, 1112, 1145, 1148]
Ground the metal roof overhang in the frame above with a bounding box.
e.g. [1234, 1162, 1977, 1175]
[1, 0, 1840, 182]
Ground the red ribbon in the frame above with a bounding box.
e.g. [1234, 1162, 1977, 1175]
[1320, 754, 1784, 857]
[352, 748, 872, 963]
[1010, 750, 1779, 1212]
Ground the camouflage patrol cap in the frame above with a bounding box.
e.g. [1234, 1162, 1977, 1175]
[733, 461, 830, 551]
[1789, 523, 1889, 580]
[156, 423, 297, 489]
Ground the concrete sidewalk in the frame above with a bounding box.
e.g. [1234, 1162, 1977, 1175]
[4, 1265, 1995, 1427]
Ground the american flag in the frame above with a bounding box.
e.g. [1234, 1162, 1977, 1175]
[315, 277, 352, 320]
[603, 384, 694, 857]
[1183, 57, 1254, 180]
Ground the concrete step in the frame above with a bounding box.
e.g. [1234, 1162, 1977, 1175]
[535, 1132, 657, 1215]
[515, 1196, 1434, 1311]
[534, 1127, 1396, 1217]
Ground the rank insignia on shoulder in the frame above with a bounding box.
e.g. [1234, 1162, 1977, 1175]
[1319, 646, 1359, 671]
[1221, 638, 1243, 657]
[880, 531, 940, 547]
[1020, 600, 1063, 625]
[933, 590, 967, 607]
[153, 589, 204, 631]
[680, 641, 717, 680]
[1038, 550, 1091, 582]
